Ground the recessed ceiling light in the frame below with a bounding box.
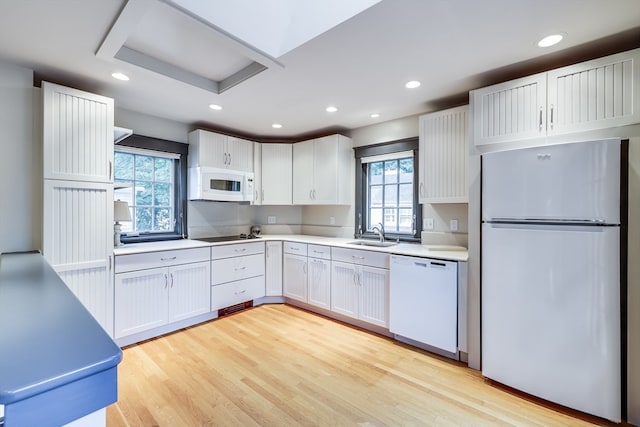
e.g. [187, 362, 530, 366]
[405, 80, 421, 89]
[209, 104, 223, 111]
[537, 34, 564, 48]
[370, 113, 380, 118]
[325, 106, 338, 113]
[272, 123, 283, 129]
[111, 72, 129, 81]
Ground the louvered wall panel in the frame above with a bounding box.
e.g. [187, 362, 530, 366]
[114, 270, 168, 339]
[43, 82, 113, 183]
[330, 261, 358, 318]
[548, 49, 640, 134]
[58, 266, 112, 335]
[169, 262, 211, 322]
[359, 266, 389, 327]
[421, 106, 469, 203]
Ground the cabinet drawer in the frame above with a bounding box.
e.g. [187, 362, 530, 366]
[115, 247, 210, 273]
[284, 241, 307, 255]
[211, 241, 265, 259]
[308, 244, 331, 260]
[331, 247, 389, 269]
[211, 276, 266, 310]
[212, 253, 265, 285]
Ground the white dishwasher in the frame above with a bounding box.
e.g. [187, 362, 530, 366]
[389, 255, 458, 354]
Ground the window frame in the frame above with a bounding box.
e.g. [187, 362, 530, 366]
[354, 137, 422, 243]
[116, 134, 188, 243]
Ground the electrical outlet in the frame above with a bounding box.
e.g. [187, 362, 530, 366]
[329, 216, 336, 225]
[425, 218, 434, 230]
[450, 219, 458, 231]
[267, 215, 276, 224]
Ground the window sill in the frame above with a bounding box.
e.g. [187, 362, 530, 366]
[120, 234, 184, 244]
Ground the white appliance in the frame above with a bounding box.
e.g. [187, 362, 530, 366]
[189, 167, 254, 202]
[481, 138, 624, 422]
[390, 255, 458, 354]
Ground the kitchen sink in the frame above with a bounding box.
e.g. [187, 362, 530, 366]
[346, 240, 398, 248]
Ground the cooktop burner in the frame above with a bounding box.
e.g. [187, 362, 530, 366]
[195, 234, 261, 243]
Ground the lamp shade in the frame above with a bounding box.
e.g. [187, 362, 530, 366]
[114, 200, 132, 222]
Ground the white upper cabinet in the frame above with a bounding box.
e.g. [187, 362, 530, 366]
[188, 129, 254, 172]
[43, 81, 114, 183]
[418, 105, 469, 204]
[471, 48, 640, 146]
[547, 49, 640, 135]
[470, 73, 547, 146]
[292, 134, 353, 205]
[261, 143, 293, 205]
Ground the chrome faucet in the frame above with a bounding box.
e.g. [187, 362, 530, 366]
[371, 222, 384, 243]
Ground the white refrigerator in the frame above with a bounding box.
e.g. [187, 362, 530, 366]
[481, 138, 623, 422]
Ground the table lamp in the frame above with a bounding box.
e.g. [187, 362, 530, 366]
[114, 200, 132, 247]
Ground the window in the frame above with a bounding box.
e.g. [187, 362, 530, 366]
[114, 134, 188, 242]
[354, 138, 422, 241]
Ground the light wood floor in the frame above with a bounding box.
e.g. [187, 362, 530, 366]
[106, 304, 619, 426]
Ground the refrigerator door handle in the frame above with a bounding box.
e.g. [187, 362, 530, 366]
[487, 217, 612, 225]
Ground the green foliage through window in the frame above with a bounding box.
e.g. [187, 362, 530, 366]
[114, 150, 175, 234]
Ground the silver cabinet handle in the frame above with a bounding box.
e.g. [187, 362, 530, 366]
[160, 256, 177, 261]
[539, 107, 543, 131]
[351, 255, 365, 260]
[170, 273, 174, 288]
[550, 104, 554, 130]
[164, 273, 168, 288]
[303, 262, 307, 274]
[108, 255, 112, 272]
[234, 248, 247, 252]
[109, 161, 112, 181]
[235, 289, 246, 295]
[235, 266, 247, 271]
[419, 182, 424, 198]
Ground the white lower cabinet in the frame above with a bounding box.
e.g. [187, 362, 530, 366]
[211, 242, 265, 311]
[114, 260, 210, 339]
[330, 247, 389, 328]
[283, 253, 307, 302]
[265, 241, 283, 296]
[308, 257, 331, 309]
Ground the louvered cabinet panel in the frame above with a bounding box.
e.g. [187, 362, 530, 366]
[261, 143, 293, 205]
[419, 105, 469, 203]
[168, 261, 211, 322]
[188, 130, 229, 169]
[57, 266, 113, 336]
[548, 49, 640, 134]
[283, 253, 307, 302]
[471, 73, 547, 146]
[265, 241, 283, 296]
[228, 137, 254, 172]
[114, 268, 168, 339]
[307, 258, 331, 309]
[358, 265, 389, 328]
[42, 81, 114, 183]
[330, 261, 358, 319]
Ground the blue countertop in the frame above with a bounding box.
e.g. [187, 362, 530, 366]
[0, 252, 122, 406]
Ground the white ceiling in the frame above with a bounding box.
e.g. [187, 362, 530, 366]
[1, 0, 639, 140]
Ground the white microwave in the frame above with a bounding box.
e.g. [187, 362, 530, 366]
[188, 167, 254, 202]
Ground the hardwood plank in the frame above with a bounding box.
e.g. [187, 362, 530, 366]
[108, 304, 624, 426]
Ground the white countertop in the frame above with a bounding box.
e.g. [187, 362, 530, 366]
[114, 235, 468, 262]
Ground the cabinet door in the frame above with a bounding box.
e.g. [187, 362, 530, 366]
[470, 73, 547, 146]
[292, 140, 315, 204]
[42, 81, 114, 183]
[114, 268, 168, 339]
[307, 258, 331, 309]
[548, 49, 640, 135]
[283, 253, 307, 302]
[43, 180, 114, 335]
[358, 265, 389, 327]
[311, 136, 339, 204]
[189, 130, 228, 168]
[168, 261, 211, 323]
[331, 261, 358, 319]
[211, 276, 265, 311]
[253, 143, 262, 204]
[265, 241, 283, 296]
[419, 106, 469, 203]
[262, 143, 293, 205]
[228, 137, 254, 172]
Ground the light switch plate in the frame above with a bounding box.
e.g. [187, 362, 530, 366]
[330, 216, 335, 225]
[425, 218, 434, 230]
[450, 219, 458, 231]
[267, 215, 276, 224]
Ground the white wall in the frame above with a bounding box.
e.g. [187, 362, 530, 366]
[114, 107, 189, 143]
[0, 61, 40, 254]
